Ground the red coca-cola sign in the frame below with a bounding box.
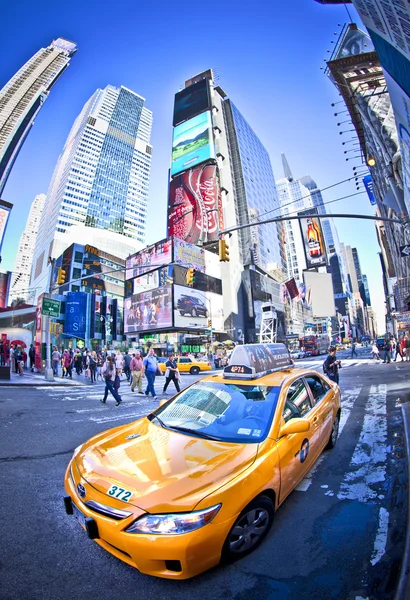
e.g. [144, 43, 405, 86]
[168, 162, 223, 244]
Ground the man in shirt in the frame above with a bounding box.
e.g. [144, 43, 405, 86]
[130, 352, 144, 394]
[52, 347, 60, 376]
[123, 350, 132, 383]
[142, 348, 158, 399]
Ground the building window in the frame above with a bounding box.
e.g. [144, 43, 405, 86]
[74, 251, 83, 263]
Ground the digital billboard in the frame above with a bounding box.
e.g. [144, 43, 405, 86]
[65, 292, 88, 338]
[168, 162, 223, 244]
[298, 208, 328, 269]
[171, 111, 215, 177]
[173, 78, 211, 127]
[174, 285, 224, 331]
[124, 285, 172, 333]
[173, 237, 205, 272]
[126, 238, 172, 280]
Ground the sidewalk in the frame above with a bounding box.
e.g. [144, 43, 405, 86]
[0, 369, 84, 386]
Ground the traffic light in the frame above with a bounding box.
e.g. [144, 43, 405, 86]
[186, 268, 195, 286]
[57, 268, 66, 285]
[208, 318, 212, 328]
[219, 239, 230, 262]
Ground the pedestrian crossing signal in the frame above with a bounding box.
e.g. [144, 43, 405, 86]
[219, 239, 230, 262]
[57, 268, 66, 285]
[186, 268, 195, 286]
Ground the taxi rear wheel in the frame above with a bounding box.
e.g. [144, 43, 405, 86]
[326, 413, 340, 450]
[222, 496, 274, 562]
[190, 366, 200, 375]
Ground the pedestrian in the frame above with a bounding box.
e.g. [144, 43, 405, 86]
[101, 356, 122, 406]
[130, 351, 144, 394]
[52, 346, 60, 375]
[123, 350, 131, 382]
[323, 346, 341, 384]
[29, 343, 35, 372]
[371, 342, 380, 362]
[114, 368, 121, 393]
[350, 341, 358, 358]
[63, 350, 73, 378]
[13, 345, 19, 373]
[142, 348, 158, 399]
[96, 353, 103, 380]
[74, 351, 83, 376]
[393, 339, 402, 362]
[115, 350, 124, 376]
[163, 353, 181, 394]
[382, 339, 392, 364]
[88, 351, 97, 383]
[15, 346, 24, 376]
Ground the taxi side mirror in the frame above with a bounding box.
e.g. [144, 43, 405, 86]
[279, 418, 310, 437]
[159, 399, 168, 407]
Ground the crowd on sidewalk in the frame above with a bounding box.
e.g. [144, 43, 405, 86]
[371, 335, 410, 363]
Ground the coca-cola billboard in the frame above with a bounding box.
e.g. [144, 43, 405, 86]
[168, 162, 224, 244]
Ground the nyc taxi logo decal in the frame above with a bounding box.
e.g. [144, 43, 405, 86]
[295, 438, 310, 463]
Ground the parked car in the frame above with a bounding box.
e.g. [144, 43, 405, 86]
[290, 350, 304, 359]
[176, 295, 209, 318]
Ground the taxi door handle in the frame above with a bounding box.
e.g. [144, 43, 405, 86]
[312, 416, 319, 424]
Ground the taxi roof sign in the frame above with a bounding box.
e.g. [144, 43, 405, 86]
[223, 343, 294, 380]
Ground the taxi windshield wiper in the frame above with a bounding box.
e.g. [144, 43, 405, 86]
[167, 425, 223, 441]
[148, 413, 166, 429]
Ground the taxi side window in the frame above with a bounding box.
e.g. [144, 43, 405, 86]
[283, 379, 312, 422]
[179, 358, 191, 364]
[304, 376, 330, 404]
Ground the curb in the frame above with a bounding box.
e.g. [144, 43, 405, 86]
[395, 402, 410, 600]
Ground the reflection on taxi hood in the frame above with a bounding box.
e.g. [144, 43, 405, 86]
[76, 418, 258, 512]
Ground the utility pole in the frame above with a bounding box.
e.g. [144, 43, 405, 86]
[44, 259, 55, 381]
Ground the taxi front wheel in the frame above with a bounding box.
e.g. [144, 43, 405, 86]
[325, 413, 340, 450]
[222, 496, 274, 562]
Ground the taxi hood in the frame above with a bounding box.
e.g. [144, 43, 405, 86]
[76, 417, 258, 513]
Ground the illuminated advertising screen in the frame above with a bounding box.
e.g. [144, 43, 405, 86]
[174, 285, 224, 331]
[298, 208, 328, 269]
[168, 163, 223, 244]
[126, 238, 172, 280]
[171, 111, 215, 177]
[0, 199, 12, 255]
[173, 78, 211, 127]
[173, 237, 205, 272]
[124, 285, 172, 333]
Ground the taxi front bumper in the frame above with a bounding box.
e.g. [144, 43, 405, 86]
[64, 461, 236, 580]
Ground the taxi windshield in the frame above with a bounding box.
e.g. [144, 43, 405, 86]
[151, 381, 281, 443]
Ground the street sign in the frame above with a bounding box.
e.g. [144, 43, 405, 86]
[400, 245, 410, 257]
[41, 297, 61, 317]
[49, 323, 64, 334]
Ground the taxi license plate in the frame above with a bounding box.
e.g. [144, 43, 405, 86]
[73, 504, 86, 530]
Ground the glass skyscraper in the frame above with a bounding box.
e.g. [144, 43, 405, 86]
[299, 175, 335, 255]
[0, 38, 77, 196]
[31, 84, 152, 297]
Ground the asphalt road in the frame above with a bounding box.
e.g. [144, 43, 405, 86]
[1, 349, 409, 600]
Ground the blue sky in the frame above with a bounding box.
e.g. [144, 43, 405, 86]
[1, 0, 385, 330]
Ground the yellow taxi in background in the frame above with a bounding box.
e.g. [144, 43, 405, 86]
[158, 355, 212, 375]
[64, 343, 341, 580]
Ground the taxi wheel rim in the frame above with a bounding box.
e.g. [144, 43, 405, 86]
[331, 416, 339, 444]
[228, 508, 270, 554]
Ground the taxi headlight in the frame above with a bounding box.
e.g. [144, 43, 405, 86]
[125, 504, 221, 535]
[72, 444, 83, 459]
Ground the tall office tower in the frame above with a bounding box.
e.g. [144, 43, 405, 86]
[31, 85, 152, 297]
[361, 274, 371, 306]
[0, 38, 77, 196]
[9, 193, 45, 303]
[299, 176, 336, 255]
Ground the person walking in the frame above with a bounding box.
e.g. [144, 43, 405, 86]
[130, 352, 144, 394]
[74, 351, 83, 376]
[88, 351, 97, 383]
[123, 350, 132, 382]
[382, 339, 392, 363]
[350, 341, 358, 358]
[324, 346, 341, 384]
[142, 348, 158, 399]
[96, 353, 104, 380]
[101, 356, 122, 406]
[52, 346, 60, 376]
[29, 343, 35, 372]
[115, 351, 124, 376]
[15, 346, 24, 376]
[394, 339, 403, 362]
[371, 342, 380, 362]
[63, 350, 73, 378]
[163, 353, 181, 394]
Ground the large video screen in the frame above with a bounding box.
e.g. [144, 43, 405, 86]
[124, 285, 172, 333]
[173, 79, 211, 127]
[298, 208, 328, 269]
[171, 111, 215, 177]
[126, 238, 172, 280]
[174, 285, 224, 331]
[168, 162, 223, 244]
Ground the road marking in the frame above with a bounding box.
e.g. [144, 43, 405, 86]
[74, 411, 148, 424]
[370, 507, 389, 566]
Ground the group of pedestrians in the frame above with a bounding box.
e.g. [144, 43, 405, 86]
[371, 336, 410, 363]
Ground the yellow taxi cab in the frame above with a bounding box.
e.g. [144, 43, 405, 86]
[64, 343, 341, 580]
[158, 355, 212, 375]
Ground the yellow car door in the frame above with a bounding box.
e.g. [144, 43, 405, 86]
[303, 373, 335, 450]
[275, 377, 322, 504]
[176, 357, 191, 373]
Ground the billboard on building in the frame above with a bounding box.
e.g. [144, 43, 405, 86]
[65, 292, 87, 339]
[298, 208, 328, 269]
[303, 271, 335, 318]
[173, 78, 211, 127]
[168, 163, 223, 244]
[0, 270, 11, 308]
[174, 285, 224, 331]
[126, 239, 172, 280]
[124, 285, 172, 333]
[0, 199, 12, 256]
[173, 237, 206, 272]
[171, 111, 215, 177]
[132, 270, 160, 294]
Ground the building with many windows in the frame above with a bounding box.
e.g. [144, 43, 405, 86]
[9, 193, 45, 304]
[31, 84, 152, 300]
[0, 38, 77, 196]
